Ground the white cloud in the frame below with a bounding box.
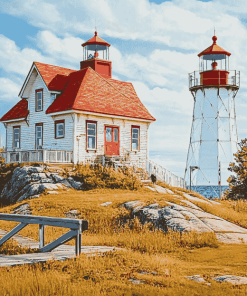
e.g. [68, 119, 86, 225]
[0, 78, 20, 101]
[0, 0, 214, 50]
[0, 34, 54, 76]
[0, 0, 61, 29]
[36, 31, 84, 64]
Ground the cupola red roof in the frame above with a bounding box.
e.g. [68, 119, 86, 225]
[198, 35, 231, 57]
[82, 31, 110, 47]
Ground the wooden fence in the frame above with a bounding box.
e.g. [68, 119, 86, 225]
[0, 214, 88, 256]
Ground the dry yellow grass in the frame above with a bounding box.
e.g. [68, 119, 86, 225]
[1, 247, 247, 295]
[0, 239, 38, 255]
[1, 187, 247, 295]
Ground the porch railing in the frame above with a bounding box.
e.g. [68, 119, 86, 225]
[1, 150, 73, 164]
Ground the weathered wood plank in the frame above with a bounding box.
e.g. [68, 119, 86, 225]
[40, 230, 78, 253]
[0, 222, 28, 246]
[0, 214, 88, 231]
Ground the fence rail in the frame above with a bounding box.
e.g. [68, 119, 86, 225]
[146, 159, 186, 188]
[0, 214, 88, 256]
[1, 150, 73, 164]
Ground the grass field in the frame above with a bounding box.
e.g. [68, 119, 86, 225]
[1, 186, 247, 295]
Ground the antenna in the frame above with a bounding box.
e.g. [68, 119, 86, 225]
[214, 27, 215, 36]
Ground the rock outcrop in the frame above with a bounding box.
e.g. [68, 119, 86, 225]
[0, 165, 83, 204]
[121, 191, 247, 244]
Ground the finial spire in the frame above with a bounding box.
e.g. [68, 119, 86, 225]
[212, 28, 217, 45]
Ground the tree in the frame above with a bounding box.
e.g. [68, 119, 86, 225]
[226, 138, 247, 200]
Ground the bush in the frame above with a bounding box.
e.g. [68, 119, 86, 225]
[226, 138, 247, 200]
[69, 164, 142, 190]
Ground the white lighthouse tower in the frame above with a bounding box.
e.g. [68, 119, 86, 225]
[185, 35, 240, 198]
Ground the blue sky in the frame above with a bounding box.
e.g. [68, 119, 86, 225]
[1, 0, 247, 178]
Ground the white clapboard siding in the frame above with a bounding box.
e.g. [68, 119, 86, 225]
[75, 114, 149, 167]
[6, 73, 74, 152]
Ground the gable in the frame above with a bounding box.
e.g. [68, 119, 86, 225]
[19, 62, 76, 99]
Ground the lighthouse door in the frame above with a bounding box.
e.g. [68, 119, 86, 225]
[105, 126, 119, 156]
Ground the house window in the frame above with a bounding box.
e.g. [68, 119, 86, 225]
[86, 121, 97, 150]
[55, 120, 65, 139]
[132, 126, 140, 151]
[35, 89, 43, 111]
[36, 123, 43, 149]
[13, 126, 20, 148]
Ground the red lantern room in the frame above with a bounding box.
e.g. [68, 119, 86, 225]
[80, 31, 112, 79]
[198, 35, 231, 86]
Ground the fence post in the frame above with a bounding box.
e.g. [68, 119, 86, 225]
[39, 224, 45, 248]
[75, 229, 81, 256]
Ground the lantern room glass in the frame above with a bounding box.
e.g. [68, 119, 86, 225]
[83, 44, 109, 61]
[199, 54, 229, 72]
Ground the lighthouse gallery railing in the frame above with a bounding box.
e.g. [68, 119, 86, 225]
[189, 70, 240, 89]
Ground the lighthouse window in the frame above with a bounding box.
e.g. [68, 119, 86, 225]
[132, 126, 140, 151]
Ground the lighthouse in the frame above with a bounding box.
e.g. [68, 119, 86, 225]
[184, 35, 240, 198]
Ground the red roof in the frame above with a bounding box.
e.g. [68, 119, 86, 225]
[198, 36, 231, 57]
[0, 99, 28, 122]
[46, 67, 155, 121]
[1, 62, 155, 122]
[34, 62, 75, 91]
[82, 31, 110, 47]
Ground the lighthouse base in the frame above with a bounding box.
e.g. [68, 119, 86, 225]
[188, 185, 229, 199]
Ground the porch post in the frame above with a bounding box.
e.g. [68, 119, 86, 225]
[7, 152, 10, 164]
[43, 150, 46, 163]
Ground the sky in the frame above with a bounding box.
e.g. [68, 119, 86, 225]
[0, 0, 247, 178]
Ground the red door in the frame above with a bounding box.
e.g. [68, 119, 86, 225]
[105, 126, 119, 155]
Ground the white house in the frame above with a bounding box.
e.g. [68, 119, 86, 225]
[0, 31, 156, 168]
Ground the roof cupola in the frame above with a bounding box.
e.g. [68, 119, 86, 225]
[80, 31, 112, 78]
